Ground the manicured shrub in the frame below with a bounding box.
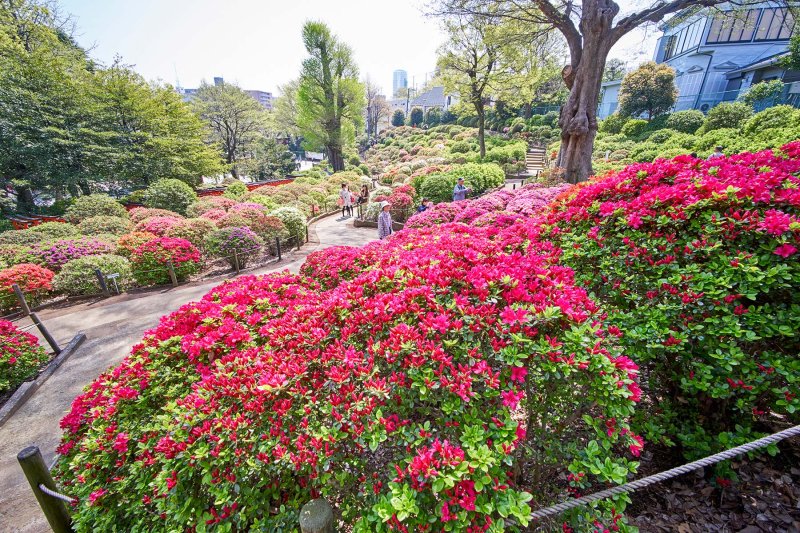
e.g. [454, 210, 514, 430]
[204, 227, 264, 269]
[116, 232, 158, 257]
[740, 79, 783, 108]
[164, 218, 218, 249]
[223, 181, 248, 200]
[0, 244, 37, 269]
[142, 179, 198, 216]
[77, 216, 133, 236]
[186, 197, 237, 218]
[620, 118, 648, 138]
[545, 143, 800, 461]
[129, 207, 182, 224]
[130, 238, 201, 286]
[134, 216, 184, 237]
[0, 320, 49, 394]
[0, 263, 55, 310]
[419, 173, 457, 204]
[64, 194, 128, 224]
[700, 102, 752, 133]
[599, 113, 629, 134]
[0, 229, 43, 246]
[28, 237, 116, 271]
[53, 255, 133, 296]
[742, 105, 800, 137]
[270, 206, 306, 242]
[56, 224, 641, 531]
[27, 222, 82, 241]
[665, 110, 704, 133]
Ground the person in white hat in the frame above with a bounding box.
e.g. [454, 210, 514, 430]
[377, 200, 393, 240]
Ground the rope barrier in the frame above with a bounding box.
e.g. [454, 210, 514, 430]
[38, 483, 77, 504]
[530, 424, 800, 520]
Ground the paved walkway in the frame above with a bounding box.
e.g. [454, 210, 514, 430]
[0, 215, 375, 533]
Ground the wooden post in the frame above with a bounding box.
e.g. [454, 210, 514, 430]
[17, 446, 73, 533]
[306, 224, 310, 243]
[233, 250, 241, 274]
[166, 261, 178, 287]
[299, 498, 334, 533]
[12, 283, 31, 315]
[29, 312, 60, 353]
[276, 237, 282, 261]
[296, 234, 302, 251]
[93, 269, 110, 297]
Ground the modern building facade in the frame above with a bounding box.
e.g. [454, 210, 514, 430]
[599, 3, 799, 118]
[392, 69, 408, 97]
[179, 77, 273, 110]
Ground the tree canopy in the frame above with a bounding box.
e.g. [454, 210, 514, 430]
[618, 61, 677, 120]
[296, 21, 364, 171]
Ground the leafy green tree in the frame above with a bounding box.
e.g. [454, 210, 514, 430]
[425, 107, 442, 126]
[783, 32, 800, 71]
[603, 58, 627, 82]
[296, 21, 364, 171]
[618, 61, 677, 120]
[741, 79, 784, 109]
[191, 80, 266, 178]
[241, 137, 297, 180]
[409, 107, 424, 126]
[391, 110, 405, 127]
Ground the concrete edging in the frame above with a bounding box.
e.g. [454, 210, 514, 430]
[0, 332, 87, 428]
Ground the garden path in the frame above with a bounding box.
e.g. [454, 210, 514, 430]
[0, 215, 374, 533]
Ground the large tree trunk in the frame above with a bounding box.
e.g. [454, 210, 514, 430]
[327, 145, 345, 172]
[556, 3, 617, 184]
[16, 186, 35, 213]
[476, 99, 486, 159]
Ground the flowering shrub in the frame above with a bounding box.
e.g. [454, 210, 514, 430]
[116, 232, 157, 257]
[164, 218, 218, 249]
[0, 244, 37, 269]
[405, 202, 465, 228]
[0, 320, 49, 394]
[142, 179, 198, 216]
[53, 255, 133, 296]
[270, 206, 306, 241]
[186, 197, 237, 218]
[129, 207, 183, 224]
[77, 216, 133, 236]
[0, 229, 45, 246]
[0, 263, 55, 310]
[198, 208, 228, 222]
[29, 237, 116, 271]
[134, 216, 184, 237]
[63, 194, 129, 224]
[130, 238, 201, 286]
[204, 227, 264, 269]
[57, 220, 641, 532]
[544, 144, 800, 459]
[26, 222, 82, 241]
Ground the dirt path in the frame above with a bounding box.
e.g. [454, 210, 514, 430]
[0, 215, 374, 533]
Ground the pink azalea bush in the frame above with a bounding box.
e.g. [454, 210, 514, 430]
[129, 237, 201, 286]
[0, 319, 49, 393]
[0, 263, 55, 310]
[28, 237, 116, 271]
[56, 222, 641, 532]
[129, 207, 183, 224]
[134, 216, 184, 237]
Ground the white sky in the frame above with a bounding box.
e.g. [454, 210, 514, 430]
[60, 0, 659, 97]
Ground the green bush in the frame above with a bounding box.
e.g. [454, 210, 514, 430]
[0, 230, 44, 246]
[646, 129, 678, 144]
[449, 141, 474, 154]
[742, 105, 800, 136]
[77, 216, 133, 236]
[27, 222, 82, 241]
[741, 79, 783, 107]
[665, 110, 704, 134]
[270, 207, 306, 242]
[223, 181, 248, 200]
[143, 179, 198, 216]
[419, 174, 455, 204]
[701, 102, 752, 133]
[64, 195, 128, 224]
[53, 255, 133, 296]
[620, 119, 648, 138]
[165, 218, 218, 250]
[695, 128, 739, 152]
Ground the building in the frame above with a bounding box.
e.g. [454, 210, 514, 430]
[392, 70, 408, 98]
[179, 76, 273, 110]
[598, 3, 799, 118]
[387, 86, 459, 118]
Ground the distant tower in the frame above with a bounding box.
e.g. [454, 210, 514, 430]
[213, 76, 224, 86]
[392, 69, 408, 97]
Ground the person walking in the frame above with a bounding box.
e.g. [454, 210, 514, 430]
[339, 184, 352, 218]
[453, 177, 470, 201]
[377, 201, 393, 240]
[358, 184, 369, 205]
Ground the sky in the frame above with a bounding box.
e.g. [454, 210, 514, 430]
[59, 0, 660, 98]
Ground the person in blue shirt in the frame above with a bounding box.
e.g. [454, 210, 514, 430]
[452, 177, 470, 201]
[416, 198, 429, 213]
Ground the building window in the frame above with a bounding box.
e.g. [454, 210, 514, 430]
[708, 8, 794, 43]
[664, 18, 705, 60]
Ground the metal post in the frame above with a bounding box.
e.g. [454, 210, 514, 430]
[166, 260, 178, 287]
[12, 283, 31, 315]
[17, 446, 73, 533]
[299, 499, 334, 533]
[233, 250, 241, 274]
[29, 312, 60, 353]
[276, 237, 282, 261]
[93, 269, 110, 297]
